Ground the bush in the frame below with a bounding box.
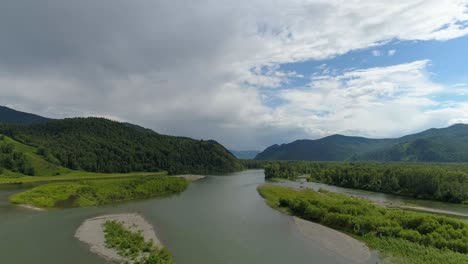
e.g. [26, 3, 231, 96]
[399, 229, 422, 243]
[103, 220, 174, 264]
[304, 205, 327, 221]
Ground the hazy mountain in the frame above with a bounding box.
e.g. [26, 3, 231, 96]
[0, 106, 53, 125]
[229, 150, 261, 160]
[255, 124, 468, 162]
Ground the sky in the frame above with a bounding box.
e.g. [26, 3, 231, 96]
[0, 0, 467, 150]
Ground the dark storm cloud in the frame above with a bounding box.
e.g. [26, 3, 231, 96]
[0, 0, 467, 150]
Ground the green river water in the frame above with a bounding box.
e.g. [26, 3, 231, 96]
[0, 170, 466, 264]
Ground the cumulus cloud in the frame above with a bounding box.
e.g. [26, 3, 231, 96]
[0, 0, 467, 149]
[388, 50, 397, 56]
[273, 60, 467, 139]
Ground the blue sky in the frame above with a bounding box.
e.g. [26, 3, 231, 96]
[278, 35, 468, 93]
[259, 35, 468, 113]
[0, 0, 467, 149]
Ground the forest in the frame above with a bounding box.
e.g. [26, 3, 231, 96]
[258, 185, 468, 263]
[262, 161, 468, 204]
[0, 118, 242, 175]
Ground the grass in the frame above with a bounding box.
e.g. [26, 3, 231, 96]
[257, 184, 468, 264]
[0, 171, 167, 184]
[103, 220, 173, 264]
[0, 135, 69, 176]
[10, 176, 188, 208]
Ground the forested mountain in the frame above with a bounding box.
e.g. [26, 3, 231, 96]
[255, 124, 468, 162]
[229, 150, 260, 160]
[0, 106, 53, 125]
[0, 117, 242, 174]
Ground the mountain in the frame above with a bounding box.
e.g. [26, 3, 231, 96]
[0, 116, 241, 175]
[229, 150, 261, 160]
[0, 106, 53, 125]
[255, 135, 394, 161]
[255, 124, 468, 162]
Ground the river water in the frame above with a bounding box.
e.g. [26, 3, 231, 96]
[0, 170, 466, 264]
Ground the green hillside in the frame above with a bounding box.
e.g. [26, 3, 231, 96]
[0, 134, 167, 184]
[0, 117, 242, 175]
[255, 124, 468, 162]
[0, 134, 70, 177]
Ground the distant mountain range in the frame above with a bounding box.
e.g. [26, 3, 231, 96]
[0, 106, 241, 175]
[0, 106, 53, 125]
[229, 150, 260, 160]
[255, 124, 468, 162]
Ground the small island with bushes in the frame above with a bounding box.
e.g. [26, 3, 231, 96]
[10, 176, 189, 208]
[75, 213, 173, 264]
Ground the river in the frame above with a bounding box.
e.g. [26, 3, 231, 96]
[0, 170, 466, 264]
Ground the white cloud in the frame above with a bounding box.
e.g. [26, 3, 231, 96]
[0, 0, 467, 149]
[372, 50, 381, 56]
[273, 60, 465, 140]
[388, 50, 397, 56]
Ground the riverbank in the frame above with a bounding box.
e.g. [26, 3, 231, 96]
[273, 177, 468, 218]
[384, 203, 468, 219]
[258, 184, 468, 264]
[17, 203, 45, 211]
[0, 171, 167, 185]
[175, 174, 206, 181]
[293, 217, 373, 264]
[75, 213, 161, 263]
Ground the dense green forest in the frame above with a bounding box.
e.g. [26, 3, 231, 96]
[0, 118, 242, 175]
[263, 161, 468, 204]
[258, 185, 468, 263]
[255, 124, 468, 162]
[10, 176, 188, 208]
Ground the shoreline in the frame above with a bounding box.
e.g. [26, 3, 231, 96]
[75, 213, 161, 263]
[16, 204, 46, 211]
[175, 174, 206, 181]
[277, 178, 468, 218]
[293, 216, 374, 264]
[385, 203, 468, 218]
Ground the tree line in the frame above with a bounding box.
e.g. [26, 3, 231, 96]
[262, 161, 468, 204]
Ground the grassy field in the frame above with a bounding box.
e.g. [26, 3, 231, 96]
[0, 171, 167, 184]
[10, 176, 188, 208]
[0, 135, 70, 176]
[258, 184, 468, 264]
[104, 220, 173, 264]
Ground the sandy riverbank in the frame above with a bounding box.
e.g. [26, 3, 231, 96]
[386, 204, 468, 218]
[16, 204, 46, 211]
[293, 217, 374, 264]
[175, 174, 206, 181]
[75, 213, 161, 263]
